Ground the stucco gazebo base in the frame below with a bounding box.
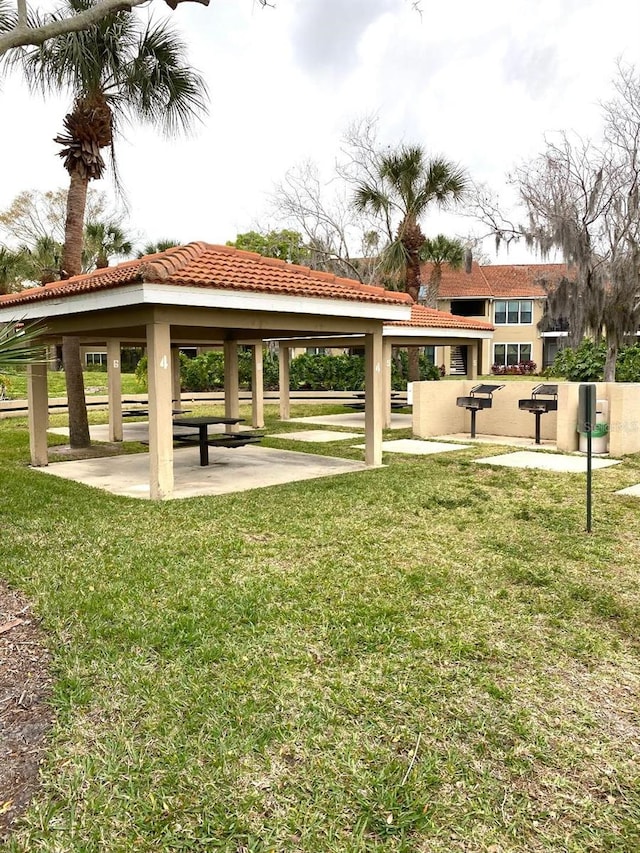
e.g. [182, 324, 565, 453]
[32, 444, 369, 500]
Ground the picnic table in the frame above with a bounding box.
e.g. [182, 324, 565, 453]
[344, 392, 406, 411]
[172, 416, 264, 466]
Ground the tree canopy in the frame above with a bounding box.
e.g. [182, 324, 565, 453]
[226, 229, 310, 265]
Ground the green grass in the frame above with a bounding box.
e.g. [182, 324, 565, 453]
[1, 370, 141, 398]
[2, 406, 640, 852]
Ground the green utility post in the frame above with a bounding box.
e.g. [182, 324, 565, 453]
[578, 383, 596, 533]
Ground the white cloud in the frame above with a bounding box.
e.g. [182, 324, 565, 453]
[1, 0, 639, 265]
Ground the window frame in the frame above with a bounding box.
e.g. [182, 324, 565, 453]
[85, 352, 108, 367]
[493, 343, 533, 366]
[494, 299, 533, 325]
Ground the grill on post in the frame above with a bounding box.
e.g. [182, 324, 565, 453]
[456, 383, 504, 438]
[518, 384, 558, 444]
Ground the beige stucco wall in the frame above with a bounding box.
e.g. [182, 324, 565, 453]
[413, 379, 640, 455]
[608, 383, 640, 456]
[413, 379, 558, 439]
[437, 298, 546, 372]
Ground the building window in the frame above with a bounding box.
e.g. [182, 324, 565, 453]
[179, 347, 198, 359]
[450, 299, 486, 317]
[494, 299, 533, 324]
[493, 343, 532, 366]
[306, 347, 327, 355]
[85, 352, 107, 367]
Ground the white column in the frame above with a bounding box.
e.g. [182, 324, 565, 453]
[466, 342, 478, 380]
[382, 337, 393, 429]
[107, 339, 122, 442]
[147, 321, 174, 500]
[279, 345, 290, 421]
[251, 344, 265, 429]
[27, 362, 49, 467]
[224, 340, 240, 433]
[364, 329, 383, 467]
[171, 347, 182, 411]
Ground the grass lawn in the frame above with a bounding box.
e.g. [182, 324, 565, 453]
[1, 405, 640, 852]
[1, 370, 142, 399]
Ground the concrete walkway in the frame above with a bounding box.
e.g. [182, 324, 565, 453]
[290, 412, 412, 430]
[475, 450, 621, 473]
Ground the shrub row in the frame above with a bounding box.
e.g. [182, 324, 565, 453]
[135, 349, 440, 393]
[549, 339, 640, 382]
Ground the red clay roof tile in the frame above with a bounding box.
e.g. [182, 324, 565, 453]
[389, 304, 493, 331]
[426, 260, 577, 299]
[0, 242, 413, 309]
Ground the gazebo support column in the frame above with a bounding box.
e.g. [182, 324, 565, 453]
[466, 342, 478, 380]
[27, 362, 48, 467]
[251, 344, 264, 429]
[224, 340, 240, 434]
[278, 345, 290, 421]
[382, 338, 393, 429]
[147, 321, 174, 500]
[171, 347, 182, 411]
[107, 339, 122, 442]
[364, 330, 383, 467]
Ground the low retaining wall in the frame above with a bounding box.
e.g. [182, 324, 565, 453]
[412, 380, 640, 456]
[0, 390, 409, 419]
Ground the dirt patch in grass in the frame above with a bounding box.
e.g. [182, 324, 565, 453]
[0, 582, 53, 840]
[48, 442, 129, 460]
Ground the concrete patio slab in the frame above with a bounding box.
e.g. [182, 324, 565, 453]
[475, 451, 621, 473]
[270, 429, 362, 443]
[290, 412, 412, 430]
[352, 438, 471, 455]
[35, 445, 368, 500]
[433, 432, 557, 450]
[615, 484, 640, 497]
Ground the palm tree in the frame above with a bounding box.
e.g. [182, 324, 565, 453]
[137, 239, 180, 258]
[420, 234, 465, 307]
[354, 145, 467, 379]
[12, 0, 208, 447]
[0, 246, 29, 294]
[83, 220, 133, 269]
[0, 322, 48, 371]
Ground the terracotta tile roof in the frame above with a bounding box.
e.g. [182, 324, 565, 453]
[0, 242, 413, 309]
[388, 304, 493, 331]
[425, 261, 577, 299]
[421, 261, 493, 298]
[481, 263, 576, 298]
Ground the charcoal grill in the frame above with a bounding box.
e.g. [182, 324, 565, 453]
[518, 384, 558, 444]
[456, 383, 504, 438]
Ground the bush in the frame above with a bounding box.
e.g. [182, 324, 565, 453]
[549, 339, 605, 381]
[615, 342, 640, 382]
[491, 360, 537, 376]
[134, 348, 440, 393]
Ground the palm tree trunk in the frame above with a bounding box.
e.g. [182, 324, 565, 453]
[406, 254, 421, 382]
[61, 169, 90, 449]
[426, 268, 442, 309]
[63, 336, 90, 448]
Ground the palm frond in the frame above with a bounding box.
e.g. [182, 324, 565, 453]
[419, 234, 465, 268]
[379, 238, 409, 277]
[119, 18, 208, 136]
[353, 183, 389, 216]
[0, 321, 49, 368]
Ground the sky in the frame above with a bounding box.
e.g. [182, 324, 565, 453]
[1, 0, 640, 265]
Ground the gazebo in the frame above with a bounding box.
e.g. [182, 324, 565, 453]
[274, 304, 494, 427]
[0, 243, 412, 499]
